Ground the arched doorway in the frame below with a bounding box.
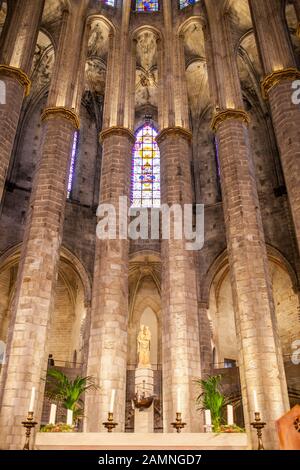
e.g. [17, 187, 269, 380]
[127, 250, 161, 432]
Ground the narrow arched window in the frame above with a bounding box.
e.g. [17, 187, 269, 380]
[67, 131, 79, 199]
[135, 1, 159, 12]
[131, 123, 160, 208]
[214, 136, 222, 202]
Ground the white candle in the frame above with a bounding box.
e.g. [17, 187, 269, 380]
[67, 409, 73, 426]
[28, 387, 36, 412]
[109, 389, 116, 413]
[49, 404, 57, 425]
[176, 388, 181, 413]
[205, 409, 212, 426]
[227, 405, 234, 425]
[253, 389, 259, 412]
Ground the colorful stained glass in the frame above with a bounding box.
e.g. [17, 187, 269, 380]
[179, 0, 198, 9]
[136, 1, 159, 12]
[67, 131, 79, 199]
[131, 124, 160, 208]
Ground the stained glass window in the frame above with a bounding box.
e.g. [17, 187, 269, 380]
[179, 0, 199, 9]
[131, 124, 160, 208]
[214, 136, 222, 202]
[67, 131, 79, 199]
[103, 0, 115, 5]
[136, 1, 159, 12]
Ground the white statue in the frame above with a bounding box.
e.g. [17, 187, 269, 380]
[137, 325, 151, 368]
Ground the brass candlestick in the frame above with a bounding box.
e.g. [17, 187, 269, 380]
[102, 412, 118, 432]
[22, 411, 37, 450]
[171, 412, 187, 433]
[250, 412, 266, 450]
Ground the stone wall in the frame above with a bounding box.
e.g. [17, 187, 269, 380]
[208, 260, 300, 362]
[0, 97, 98, 277]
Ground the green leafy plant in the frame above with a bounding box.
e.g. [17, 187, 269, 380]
[40, 423, 74, 433]
[194, 375, 228, 432]
[46, 369, 99, 422]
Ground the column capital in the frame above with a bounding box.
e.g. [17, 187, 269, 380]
[156, 127, 192, 144]
[211, 109, 250, 132]
[99, 126, 135, 144]
[0, 65, 31, 96]
[261, 67, 300, 100]
[41, 107, 80, 129]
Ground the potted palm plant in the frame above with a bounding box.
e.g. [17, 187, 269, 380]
[195, 375, 245, 433]
[42, 369, 98, 432]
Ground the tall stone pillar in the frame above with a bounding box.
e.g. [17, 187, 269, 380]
[84, 0, 134, 432]
[204, 0, 289, 449]
[157, 128, 202, 433]
[249, 0, 300, 253]
[0, 0, 45, 203]
[0, 2, 89, 449]
[84, 127, 133, 432]
[157, 0, 202, 432]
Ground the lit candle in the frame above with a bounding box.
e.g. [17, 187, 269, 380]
[176, 388, 181, 413]
[67, 409, 73, 426]
[205, 409, 212, 426]
[227, 405, 234, 426]
[253, 390, 259, 413]
[28, 387, 36, 413]
[49, 404, 57, 425]
[109, 389, 116, 413]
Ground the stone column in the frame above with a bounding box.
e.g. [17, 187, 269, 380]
[84, 0, 134, 433]
[162, 0, 191, 129]
[204, 0, 289, 449]
[157, 128, 201, 433]
[0, 2, 89, 449]
[157, 0, 202, 433]
[0, 0, 45, 203]
[249, 0, 300, 253]
[111, 0, 132, 128]
[84, 127, 134, 432]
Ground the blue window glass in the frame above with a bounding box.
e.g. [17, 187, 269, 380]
[136, 1, 159, 12]
[67, 131, 79, 199]
[131, 124, 160, 208]
[179, 0, 199, 9]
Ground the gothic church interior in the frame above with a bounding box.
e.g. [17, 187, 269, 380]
[0, 0, 300, 450]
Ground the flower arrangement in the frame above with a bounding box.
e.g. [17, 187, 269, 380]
[40, 423, 75, 433]
[218, 424, 245, 433]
